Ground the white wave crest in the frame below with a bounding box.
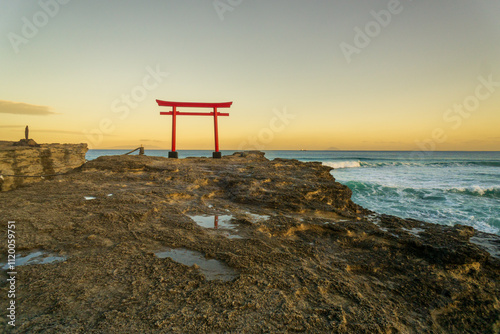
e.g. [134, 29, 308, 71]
[450, 185, 500, 196]
[322, 161, 361, 169]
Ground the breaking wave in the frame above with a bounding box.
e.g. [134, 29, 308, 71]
[338, 181, 499, 234]
[322, 161, 361, 169]
[323, 160, 500, 169]
[343, 182, 500, 200]
[449, 186, 500, 199]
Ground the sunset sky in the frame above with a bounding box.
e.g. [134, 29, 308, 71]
[1, 0, 499, 151]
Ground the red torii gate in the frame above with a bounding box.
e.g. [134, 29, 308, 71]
[156, 100, 232, 158]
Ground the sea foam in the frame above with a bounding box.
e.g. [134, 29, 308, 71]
[449, 185, 500, 199]
[323, 161, 361, 169]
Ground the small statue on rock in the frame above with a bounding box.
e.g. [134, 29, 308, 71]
[13, 125, 40, 147]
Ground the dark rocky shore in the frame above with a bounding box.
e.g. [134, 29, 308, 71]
[1, 151, 499, 333]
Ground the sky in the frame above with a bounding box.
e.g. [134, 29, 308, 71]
[1, 0, 499, 151]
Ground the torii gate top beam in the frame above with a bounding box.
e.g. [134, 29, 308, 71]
[156, 100, 232, 109]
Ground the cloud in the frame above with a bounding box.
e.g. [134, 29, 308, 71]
[0, 100, 58, 116]
[0, 127, 113, 136]
[32, 129, 88, 135]
[31, 129, 117, 137]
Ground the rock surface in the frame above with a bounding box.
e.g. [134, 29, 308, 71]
[0, 152, 498, 333]
[12, 139, 40, 147]
[0, 141, 88, 191]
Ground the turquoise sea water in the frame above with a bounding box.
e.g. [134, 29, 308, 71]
[86, 150, 500, 235]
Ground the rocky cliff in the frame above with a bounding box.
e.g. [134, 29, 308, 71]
[0, 141, 88, 191]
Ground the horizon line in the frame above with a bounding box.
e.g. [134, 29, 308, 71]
[89, 148, 500, 153]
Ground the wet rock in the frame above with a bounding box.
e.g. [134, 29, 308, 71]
[0, 151, 498, 333]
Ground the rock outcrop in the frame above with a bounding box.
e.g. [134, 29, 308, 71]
[0, 152, 498, 333]
[12, 139, 40, 147]
[0, 141, 88, 191]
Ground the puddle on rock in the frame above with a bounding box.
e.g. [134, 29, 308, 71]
[378, 227, 399, 238]
[155, 248, 238, 281]
[190, 215, 235, 229]
[244, 212, 270, 223]
[1, 251, 67, 270]
[470, 234, 500, 259]
[401, 227, 425, 238]
[189, 214, 245, 239]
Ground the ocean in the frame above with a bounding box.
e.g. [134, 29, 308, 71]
[86, 150, 500, 235]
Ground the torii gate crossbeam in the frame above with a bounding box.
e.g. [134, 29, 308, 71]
[156, 100, 232, 158]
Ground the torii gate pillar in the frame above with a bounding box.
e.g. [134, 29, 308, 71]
[157, 100, 232, 159]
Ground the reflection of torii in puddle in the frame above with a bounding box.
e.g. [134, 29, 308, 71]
[211, 215, 237, 239]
